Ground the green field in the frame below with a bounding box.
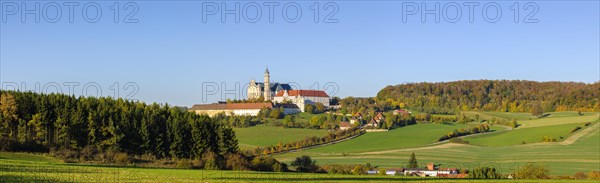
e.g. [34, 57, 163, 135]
[464, 122, 594, 146]
[1, 112, 598, 181]
[234, 125, 327, 149]
[0, 152, 596, 182]
[273, 112, 600, 176]
[274, 123, 600, 175]
[304, 123, 502, 154]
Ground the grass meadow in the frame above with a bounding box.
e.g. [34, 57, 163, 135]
[1, 152, 597, 183]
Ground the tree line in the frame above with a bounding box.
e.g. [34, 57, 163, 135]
[377, 80, 600, 113]
[0, 90, 238, 161]
[438, 124, 490, 142]
[250, 127, 364, 156]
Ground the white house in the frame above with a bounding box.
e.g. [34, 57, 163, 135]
[273, 90, 330, 112]
[189, 103, 273, 117]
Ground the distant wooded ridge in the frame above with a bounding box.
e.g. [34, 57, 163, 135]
[376, 80, 600, 113]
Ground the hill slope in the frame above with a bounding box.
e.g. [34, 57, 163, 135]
[377, 80, 599, 113]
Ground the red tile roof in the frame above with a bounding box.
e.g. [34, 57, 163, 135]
[226, 103, 273, 109]
[190, 103, 273, 110]
[275, 90, 329, 97]
[374, 112, 385, 121]
[339, 122, 351, 128]
[395, 109, 410, 114]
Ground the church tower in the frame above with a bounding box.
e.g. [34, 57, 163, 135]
[263, 67, 271, 101]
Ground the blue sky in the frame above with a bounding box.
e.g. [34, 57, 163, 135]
[1, 0, 599, 107]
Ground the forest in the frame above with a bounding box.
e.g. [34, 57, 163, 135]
[376, 80, 599, 114]
[0, 90, 238, 161]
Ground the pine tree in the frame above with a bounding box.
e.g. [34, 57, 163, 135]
[408, 152, 418, 169]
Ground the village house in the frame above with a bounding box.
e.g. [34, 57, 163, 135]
[366, 112, 385, 128]
[350, 113, 363, 125]
[339, 122, 351, 131]
[393, 109, 411, 115]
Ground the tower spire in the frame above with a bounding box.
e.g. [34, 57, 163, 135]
[264, 66, 271, 101]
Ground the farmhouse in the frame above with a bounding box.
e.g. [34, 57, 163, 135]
[189, 103, 272, 117]
[273, 90, 330, 112]
[403, 163, 459, 177]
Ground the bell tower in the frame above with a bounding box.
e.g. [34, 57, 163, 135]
[263, 67, 271, 101]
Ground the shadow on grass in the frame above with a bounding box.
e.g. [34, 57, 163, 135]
[0, 175, 59, 182]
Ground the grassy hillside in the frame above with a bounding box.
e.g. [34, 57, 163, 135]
[275, 124, 599, 175]
[234, 125, 327, 149]
[517, 113, 599, 128]
[274, 112, 600, 176]
[304, 123, 503, 154]
[464, 122, 592, 146]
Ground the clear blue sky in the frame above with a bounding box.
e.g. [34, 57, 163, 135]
[1, 0, 599, 107]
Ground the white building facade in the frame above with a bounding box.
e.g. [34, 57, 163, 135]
[247, 68, 292, 101]
[274, 90, 330, 112]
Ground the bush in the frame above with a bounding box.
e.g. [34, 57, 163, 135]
[352, 165, 368, 175]
[468, 166, 500, 179]
[225, 153, 250, 171]
[79, 146, 97, 161]
[176, 159, 193, 169]
[542, 136, 557, 142]
[202, 151, 223, 170]
[113, 152, 130, 165]
[291, 155, 320, 173]
[269, 109, 282, 119]
[272, 163, 288, 172]
[322, 164, 354, 175]
[50, 147, 80, 163]
[589, 171, 600, 180]
[515, 163, 550, 179]
[251, 156, 285, 172]
[574, 172, 587, 180]
[96, 150, 115, 164]
[140, 153, 157, 161]
[378, 169, 387, 176]
[191, 158, 204, 169]
[305, 104, 316, 114]
[570, 126, 582, 133]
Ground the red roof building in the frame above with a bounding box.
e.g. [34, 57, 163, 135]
[275, 90, 329, 97]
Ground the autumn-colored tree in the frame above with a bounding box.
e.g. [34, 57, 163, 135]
[0, 93, 18, 139]
[531, 103, 544, 117]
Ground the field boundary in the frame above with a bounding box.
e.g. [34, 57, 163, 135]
[269, 130, 366, 156]
[560, 122, 599, 145]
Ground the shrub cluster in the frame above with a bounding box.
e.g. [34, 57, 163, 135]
[252, 127, 363, 155]
[438, 124, 490, 141]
